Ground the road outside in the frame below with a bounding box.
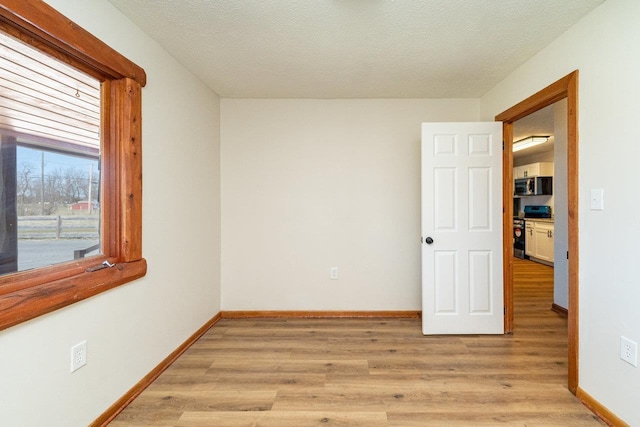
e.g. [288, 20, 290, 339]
[18, 239, 100, 271]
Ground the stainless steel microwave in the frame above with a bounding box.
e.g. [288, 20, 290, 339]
[514, 176, 553, 196]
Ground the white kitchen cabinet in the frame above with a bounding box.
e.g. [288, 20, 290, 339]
[514, 165, 527, 179]
[534, 222, 554, 263]
[525, 222, 536, 257]
[514, 162, 554, 179]
[527, 162, 554, 177]
[526, 220, 554, 263]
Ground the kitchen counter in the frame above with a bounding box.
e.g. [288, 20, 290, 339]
[526, 218, 554, 224]
[514, 216, 554, 224]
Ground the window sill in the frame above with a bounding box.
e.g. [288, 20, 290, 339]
[0, 258, 147, 331]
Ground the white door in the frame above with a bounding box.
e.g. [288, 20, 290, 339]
[422, 122, 503, 335]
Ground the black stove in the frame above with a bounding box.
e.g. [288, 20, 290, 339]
[524, 205, 552, 219]
[513, 217, 526, 259]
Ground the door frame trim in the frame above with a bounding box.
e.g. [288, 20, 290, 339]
[496, 70, 579, 394]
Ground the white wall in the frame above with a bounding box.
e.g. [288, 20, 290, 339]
[0, 1, 221, 426]
[221, 99, 479, 311]
[480, 0, 640, 424]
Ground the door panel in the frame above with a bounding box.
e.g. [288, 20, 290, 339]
[469, 167, 491, 230]
[434, 251, 457, 313]
[469, 250, 491, 313]
[422, 122, 503, 335]
[434, 168, 456, 230]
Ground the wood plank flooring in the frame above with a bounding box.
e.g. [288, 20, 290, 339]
[109, 259, 604, 426]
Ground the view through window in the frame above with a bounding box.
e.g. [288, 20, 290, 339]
[0, 30, 101, 275]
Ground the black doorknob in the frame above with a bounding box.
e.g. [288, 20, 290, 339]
[425, 237, 434, 245]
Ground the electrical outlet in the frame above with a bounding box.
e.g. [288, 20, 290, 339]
[70, 340, 87, 372]
[330, 267, 338, 280]
[620, 336, 638, 367]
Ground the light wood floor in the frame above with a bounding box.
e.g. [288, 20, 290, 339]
[109, 259, 604, 426]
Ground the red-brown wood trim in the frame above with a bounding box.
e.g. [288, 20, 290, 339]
[0, 259, 146, 330]
[101, 79, 119, 258]
[496, 70, 579, 394]
[220, 311, 422, 319]
[0, 256, 107, 295]
[566, 71, 580, 395]
[0, 0, 146, 86]
[551, 303, 568, 317]
[495, 72, 574, 123]
[112, 78, 143, 261]
[502, 122, 514, 333]
[90, 313, 223, 427]
[577, 387, 629, 427]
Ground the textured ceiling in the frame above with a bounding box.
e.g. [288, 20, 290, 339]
[108, 0, 604, 98]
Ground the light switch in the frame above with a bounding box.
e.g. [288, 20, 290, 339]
[590, 189, 604, 210]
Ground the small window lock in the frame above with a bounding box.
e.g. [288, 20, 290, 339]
[86, 260, 116, 272]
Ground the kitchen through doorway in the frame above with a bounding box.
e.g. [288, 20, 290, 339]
[512, 99, 569, 318]
[496, 70, 579, 394]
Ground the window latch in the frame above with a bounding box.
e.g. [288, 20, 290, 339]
[86, 260, 116, 272]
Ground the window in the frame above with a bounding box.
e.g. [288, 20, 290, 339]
[1, 29, 102, 274]
[0, 1, 147, 330]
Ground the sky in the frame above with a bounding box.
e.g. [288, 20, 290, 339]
[17, 146, 99, 177]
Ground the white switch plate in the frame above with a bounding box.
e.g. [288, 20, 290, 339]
[330, 267, 338, 280]
[590, 189, 604, 210]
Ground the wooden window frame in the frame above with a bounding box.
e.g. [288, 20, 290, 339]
[0, 0, 147, 331]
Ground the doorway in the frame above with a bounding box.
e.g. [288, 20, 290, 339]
[497, 71, 579, 394]
[512, 100, 569, 317]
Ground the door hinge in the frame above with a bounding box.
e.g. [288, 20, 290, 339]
[567, 251, 569, 259]
[504, 307, 507, 315]
[502, 141, 505, 150]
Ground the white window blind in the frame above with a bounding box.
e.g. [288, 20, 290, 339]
[0, 30, 100, 156]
